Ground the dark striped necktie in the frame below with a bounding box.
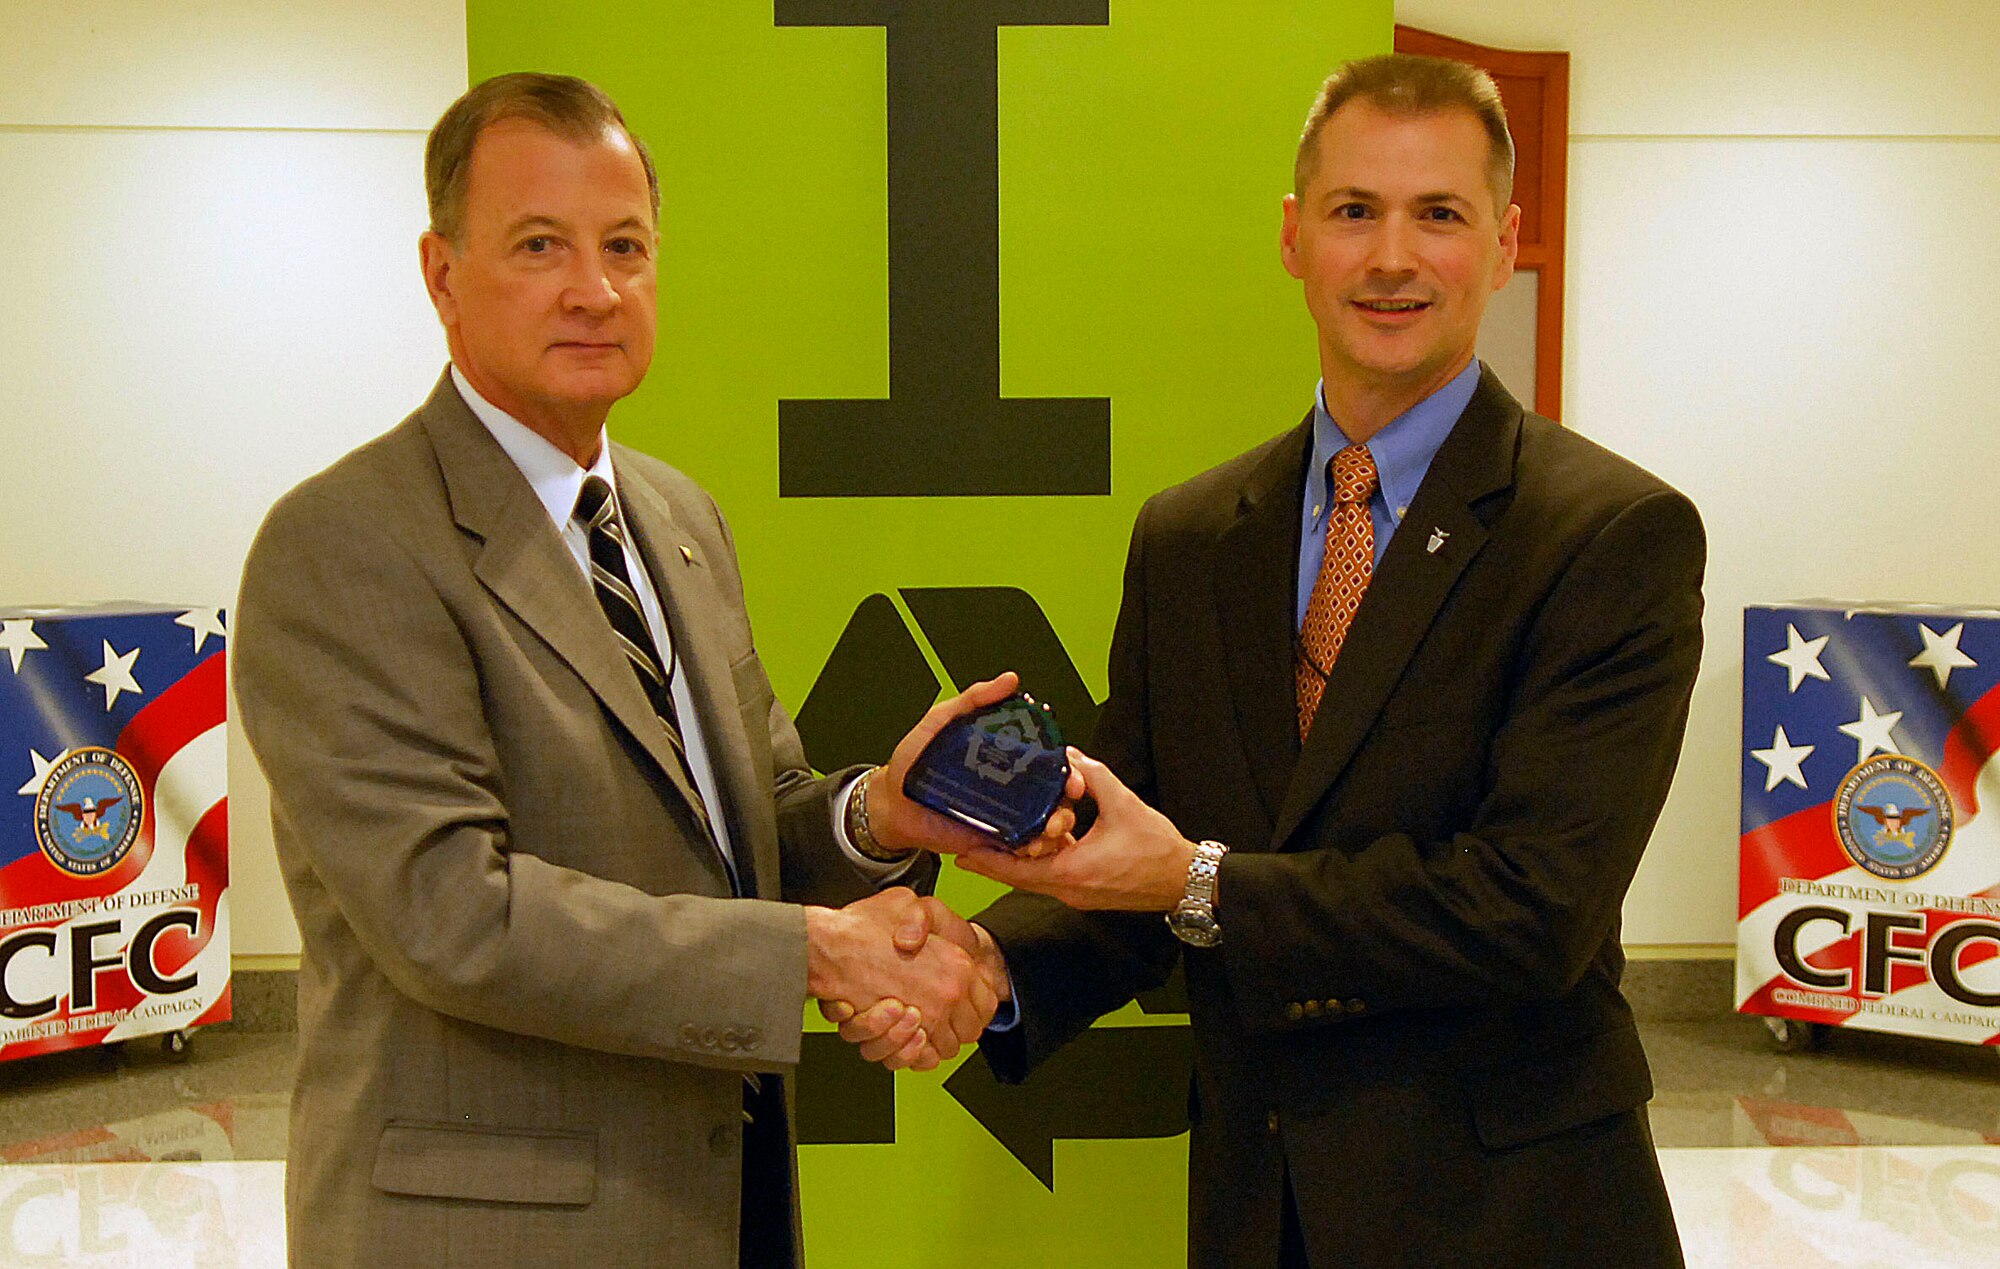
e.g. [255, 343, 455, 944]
[573, 476, 763, 1112]
[571, 475, 751, 894]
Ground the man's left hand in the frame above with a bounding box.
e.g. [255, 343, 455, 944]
[869, 671, 1084, 857]
[954, 750, 1194, 911]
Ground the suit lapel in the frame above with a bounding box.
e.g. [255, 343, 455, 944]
[615, 466, 778, 899]
[1211, 416, 1312, 831]
[1270, 367, 1523, 849]
[418, 376, 718, 843]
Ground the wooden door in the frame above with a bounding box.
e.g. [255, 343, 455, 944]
[1395, 26, 1569, 420]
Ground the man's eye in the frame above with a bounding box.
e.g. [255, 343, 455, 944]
[1334, 203, 1371, 221]
[606, 238, 648, 257]
[521, 236, 554, 253]
[1422, 206, 1464, 223]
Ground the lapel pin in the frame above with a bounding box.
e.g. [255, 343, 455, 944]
[1426, 528, 1449, 555]
[679, 545, 694, 565]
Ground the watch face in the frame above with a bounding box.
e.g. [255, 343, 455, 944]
[1166, 907, 1221, 948]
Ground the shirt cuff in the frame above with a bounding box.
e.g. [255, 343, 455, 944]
[985, 992, 1022, 1033]
[982, 930, 1022, 1032]
[832, 771, 917, 880]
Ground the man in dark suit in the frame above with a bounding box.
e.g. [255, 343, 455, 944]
[865, 53, 1702, 1267]
[234, 73, 1030, 1268]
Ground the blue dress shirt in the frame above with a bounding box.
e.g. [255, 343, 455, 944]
[1294, 359, 1480, 629]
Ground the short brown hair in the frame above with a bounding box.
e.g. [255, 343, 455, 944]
[1293, 53, 1515, 213]
[425, 72, 660, 243]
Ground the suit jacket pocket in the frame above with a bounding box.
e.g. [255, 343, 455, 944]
[372, 1120, 597, 1207]
[1459, 1024, 1654, 1152]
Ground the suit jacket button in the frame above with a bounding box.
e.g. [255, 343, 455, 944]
[702, 1028, 719, 1049]
[742, 1029, 762, 1051]
[1345, 999, 1367, 1014]
[708, 1124, 735, 1157]
[681, 1023, 701, 1046]
[1285, 1002, 1304, 1022]
[1302, 1000, 1322, 1018]
[1266, 1111, 1280, 1134]
[1323, 998, 1342, 1015]
[720, 1029, 742, 1052]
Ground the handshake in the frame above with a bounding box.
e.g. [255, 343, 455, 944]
[803, 886, 1006, 1072]
[796, 671, 1209, 1070]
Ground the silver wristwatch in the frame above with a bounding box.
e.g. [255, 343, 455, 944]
[1165, 840, 1229, 947]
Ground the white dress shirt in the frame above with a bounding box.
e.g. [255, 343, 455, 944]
[450, 366, 902, 882]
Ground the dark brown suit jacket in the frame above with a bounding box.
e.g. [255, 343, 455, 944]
[979, 368, 1702, 1268]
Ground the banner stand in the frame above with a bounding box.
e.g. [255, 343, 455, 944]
[1739, 601, 2000, 1054]
[1, 604, 232, 1064]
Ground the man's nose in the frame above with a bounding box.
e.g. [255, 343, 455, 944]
[562, 255, 620, 314]
[1366, 213, 1418, 277]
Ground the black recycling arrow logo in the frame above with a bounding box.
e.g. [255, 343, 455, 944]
[796, 587, 1101, 773]
[943, 1025, 1194, 1189]
[792, 586, 1193, 1179]
[796, 1032, 895, 1145]
[796, 968, 1184, 1144]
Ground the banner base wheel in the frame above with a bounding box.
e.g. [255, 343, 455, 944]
[1762, 1016, 1821, 1053]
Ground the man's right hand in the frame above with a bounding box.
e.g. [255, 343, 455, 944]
[804, 888, 1000, 1071]
[818, 896, 1010, 1061]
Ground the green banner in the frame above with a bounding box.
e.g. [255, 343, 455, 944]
[468, 4, 1386, 1263]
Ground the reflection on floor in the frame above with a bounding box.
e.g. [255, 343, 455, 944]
[1665, 1147, 2000, 1268]
[0, 1017, 1993, 1265]
[1, 1159, 285, 1267]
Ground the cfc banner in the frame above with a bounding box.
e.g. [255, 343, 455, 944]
[0, 605, 231, 1061]
[1739, 601, 2000, 1046]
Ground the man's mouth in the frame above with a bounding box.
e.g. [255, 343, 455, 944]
[1352, 299, 1430, 314]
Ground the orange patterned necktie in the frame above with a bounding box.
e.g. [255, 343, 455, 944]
[1296, 443, 1379, 738]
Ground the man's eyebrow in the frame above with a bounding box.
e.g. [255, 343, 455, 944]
[501, 214, 566, 237]
[603, 216, 650, 235]
[1317, 187, 1478, 209]
[1319, 185, 1379, 206]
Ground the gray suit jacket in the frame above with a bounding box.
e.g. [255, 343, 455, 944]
[235, 373, 928, 1267]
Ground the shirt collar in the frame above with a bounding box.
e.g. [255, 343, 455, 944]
[451, 364, 616, 532]
[1310, 358, 1481, 520]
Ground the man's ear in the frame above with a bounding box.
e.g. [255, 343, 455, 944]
[1279, 193, 1305, 281]
[418, 230, 458, 326]
[1492, 202, 1522, 291]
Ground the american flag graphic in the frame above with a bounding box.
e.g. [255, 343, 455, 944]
[1, 605, 230, 1061]
[1738, 603, 2000, 1047]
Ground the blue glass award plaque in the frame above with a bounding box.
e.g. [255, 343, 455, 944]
[903, 693, 1068, 848]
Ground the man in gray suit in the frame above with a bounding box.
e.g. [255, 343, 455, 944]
[235, 73, 1025, 1268]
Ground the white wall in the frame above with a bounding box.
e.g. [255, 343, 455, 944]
[8, 2, 1994, 954]
[0, 2, 466, 957]
[1397, 0, 2000, 945]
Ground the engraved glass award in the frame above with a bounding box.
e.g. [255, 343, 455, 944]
[902, 693, 1068, 848]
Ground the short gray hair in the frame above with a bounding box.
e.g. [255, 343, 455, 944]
[425, 72, 659, 243]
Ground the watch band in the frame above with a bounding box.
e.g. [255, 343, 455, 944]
[1165, 840, 1228, 947]
[1185, 839, 1227, 909]
[847, 768, 907, 863]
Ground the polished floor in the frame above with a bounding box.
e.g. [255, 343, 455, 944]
[1, 1015, 1994, 1265]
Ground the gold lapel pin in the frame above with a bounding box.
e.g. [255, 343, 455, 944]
[679, 545, 694, 564]
[1426, 528, 1449, 555]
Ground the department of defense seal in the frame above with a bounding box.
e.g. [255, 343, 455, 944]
[1833, 753, 1954, 880]
[33, 748, 145, 877]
